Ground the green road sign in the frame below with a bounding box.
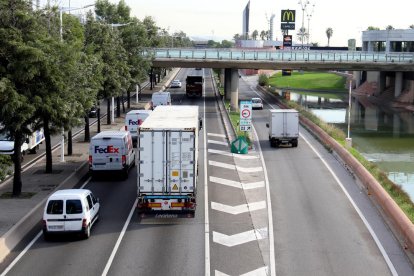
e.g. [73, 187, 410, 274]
[231, 136, 249, 154]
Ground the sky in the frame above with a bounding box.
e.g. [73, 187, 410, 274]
[44, 0, 414, 47]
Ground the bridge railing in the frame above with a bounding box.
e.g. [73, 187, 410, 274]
[143, 48, 414, 63]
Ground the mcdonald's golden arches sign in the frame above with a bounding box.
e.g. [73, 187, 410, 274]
[281, 10, 295, 23]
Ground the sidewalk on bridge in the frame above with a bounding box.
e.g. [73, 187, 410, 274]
[0, 68, 180, 264]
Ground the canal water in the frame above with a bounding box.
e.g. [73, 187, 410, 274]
[284, 91, 414, 202]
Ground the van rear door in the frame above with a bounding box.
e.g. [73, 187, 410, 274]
[91, 137, 124, 170]
[64, 199, 84, 231]
[45, 199, 65, 232]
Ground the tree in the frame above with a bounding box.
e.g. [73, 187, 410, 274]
[260, 30, 266, 40]
[367, 26, 380, 30]
[386, 25, 394, 30]
[233, 33, 241, 41]
[0, 0, 49, 194]
[410, 25, 414, 29]
[326, 27, 333, 46]
[252, 30, 258, 40]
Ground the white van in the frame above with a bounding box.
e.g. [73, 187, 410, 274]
[42, 189, 100, 240]
[125, 110, 152, 146]
[89, 131, 135, 179]
[150, 91, 171, 110]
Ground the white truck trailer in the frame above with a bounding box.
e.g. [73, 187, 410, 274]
[266, 109, 299, 147]
[0, 127, 45, 155]
[137, 105, 200, 215]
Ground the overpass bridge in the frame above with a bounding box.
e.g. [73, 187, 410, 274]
[142, 48, 414, 110]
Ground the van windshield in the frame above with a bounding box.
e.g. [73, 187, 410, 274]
[0, 132, 11, 141]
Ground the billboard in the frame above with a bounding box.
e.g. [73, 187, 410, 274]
[281, 9, 296, 30]
[283, 35, 292, 47]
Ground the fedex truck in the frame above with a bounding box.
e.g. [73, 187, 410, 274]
[137, 105, 201, 215]
[125, 110, 152, 147]
[89, 131, 135, 179]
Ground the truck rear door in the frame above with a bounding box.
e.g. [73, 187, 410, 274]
[139, 131, 167, 193]
[167, 130, 195, 194]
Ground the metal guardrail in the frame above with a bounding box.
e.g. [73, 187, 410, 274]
[143, 48, 414, 64]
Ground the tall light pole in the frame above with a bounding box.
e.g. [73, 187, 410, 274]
[59, 3, 95, 162]
[346, 78, 353, 148]
[298, 0, 309, 49]
[306, 3, 315, 46]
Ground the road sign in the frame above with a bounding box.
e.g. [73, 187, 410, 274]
[239, 119, 251, 126]
[240, 125, 252, 131]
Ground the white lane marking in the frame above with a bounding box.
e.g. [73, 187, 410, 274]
[211, 201, 266, 215]
[301, 134, 398, 276]
[204, 71, 211, 276]
[0, 177, 92, 276]
[213, 228, 267, 247]
[102, 198, 137, 276]
[210, 176, 265, 190]
[208, 139, 228, 146]
[252, 125, 277, 276]
[209, 160, 263, 173]
[208, 149, 259, 159]
[208, 133, 226, 138]
[241, 266, 269, 276]
[215, 267, 269, 276]
[215, 270, 230, 276]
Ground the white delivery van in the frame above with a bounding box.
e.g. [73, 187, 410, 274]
[125, 110, 152, 146]
[150, 91, 171, 110]
[42, 189, 100, 240]
[266, 109, 299, 148]
[89, 131, 135, 179]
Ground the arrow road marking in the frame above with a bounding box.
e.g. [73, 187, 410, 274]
[208, 149, 258, 159]
[209, 176, 265, 190]
[211, 201, 266, 215]
[208, 140, 229, 146]
[215, 267, 268, 276]
[209, 160, 263, 173]
[208, 133, 226, 138]
[213, 228, 267, 247]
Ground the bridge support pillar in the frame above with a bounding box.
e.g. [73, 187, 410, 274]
[395, 72, 403, 98]
[353, 71, 361, 88]
[230, 68, 239, 112]
[378, 72, 386, 93]
[224, 68, 232, 101]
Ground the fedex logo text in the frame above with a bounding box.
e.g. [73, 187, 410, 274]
[94, 145, 119, 154]
[128, 119, 142, 125]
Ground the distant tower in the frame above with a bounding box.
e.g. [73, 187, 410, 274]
[269, 14, 275, 40]
[242, 1, 250, 39]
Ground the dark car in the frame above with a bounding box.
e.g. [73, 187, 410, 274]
[89, 106, 98, 118]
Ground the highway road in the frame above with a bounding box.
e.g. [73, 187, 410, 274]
[1, 69, 413, 275]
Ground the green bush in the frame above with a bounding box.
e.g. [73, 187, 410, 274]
[258, 73, 269, 86]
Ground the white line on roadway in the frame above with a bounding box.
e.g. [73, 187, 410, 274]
[207, 139, 229, 146]
[209, 176, 265, 190]
[207, 133, 226, 138]
[213, 227, 267, 247]
[208, 149, 259, 159]
[204, 74, 211, 276]
[215, 266, 269, 276]
[0, 177, 92, 276]
[209, 160, 263, 173]
[300, 134, 398, 276]
[211, 201, 266, 215]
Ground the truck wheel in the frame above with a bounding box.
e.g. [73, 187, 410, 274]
[292, 140, 298, 147]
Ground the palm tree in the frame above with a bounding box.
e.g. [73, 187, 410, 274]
[252, 30, 258, 40]
[386, 25, 394, 30]
[326, 27, 333, 46]
[260, 30, 266, 40]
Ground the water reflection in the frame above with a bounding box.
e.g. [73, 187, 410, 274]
[283, 90, 414, 202]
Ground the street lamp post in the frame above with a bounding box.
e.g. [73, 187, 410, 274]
[306, 4, 315, 46]
[298, 0, 309, 49]
[346, 79, 353, 148]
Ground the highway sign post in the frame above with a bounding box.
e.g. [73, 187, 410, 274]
[239, 101, 252, 132]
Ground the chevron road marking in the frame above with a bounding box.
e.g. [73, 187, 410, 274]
[209, 161, 263, 173]
[215, 266, 268, 276]
[211, 201, 266, 215]
[208, 140, 229, 146]
[208, 133, 226, 138]
[208, 149, 259, 159]
[209, 176, 265, 190]
[213, 228, 268, 247]
[240, 266, 269, 276]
